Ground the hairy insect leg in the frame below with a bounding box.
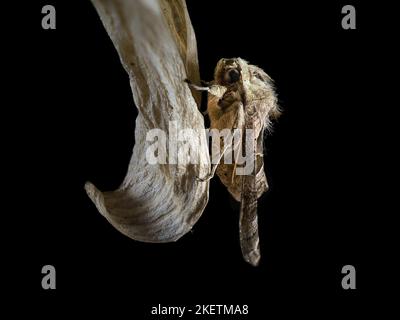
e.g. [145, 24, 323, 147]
[196, 164, 218, 182]
[196, 134, 234, 182]
[200, 79, 213, 86]
[184, 79, 210, 91]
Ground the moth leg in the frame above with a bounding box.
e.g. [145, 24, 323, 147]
[231, 124, 245, 184]
[218, 91, 237, 109]
[196, 137, 233, 182]
[196, 167, 216, 182]
[201, 79, 213, 86]
[184, 79, 210, 92]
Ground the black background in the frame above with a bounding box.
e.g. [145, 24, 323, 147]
[5, 0, 394, 318]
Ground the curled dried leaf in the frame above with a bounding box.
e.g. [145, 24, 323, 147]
[86, 0, 210, 242]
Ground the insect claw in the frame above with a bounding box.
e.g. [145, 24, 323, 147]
[196, 173, 214, 182]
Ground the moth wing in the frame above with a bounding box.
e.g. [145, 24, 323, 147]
[239, 66, 279, 266]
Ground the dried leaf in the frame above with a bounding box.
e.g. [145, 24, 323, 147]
[85, 0, 210, 242]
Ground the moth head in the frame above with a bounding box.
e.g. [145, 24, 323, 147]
[214, 58, 243, 85]
[214, 58, 281, 120]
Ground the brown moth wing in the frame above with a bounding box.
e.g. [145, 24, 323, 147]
[238, 69, 277, 266]
[207, 84, 246, 200]
[239, 98, 261, 266]
[215, 145, 267, 202]
[209, 65, 275, 202]
[208, 80, 265, 266]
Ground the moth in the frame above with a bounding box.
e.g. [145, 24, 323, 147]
[187, 58, 280, 266]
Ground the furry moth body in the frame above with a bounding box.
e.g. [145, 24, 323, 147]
[189, 58, 280, 266]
